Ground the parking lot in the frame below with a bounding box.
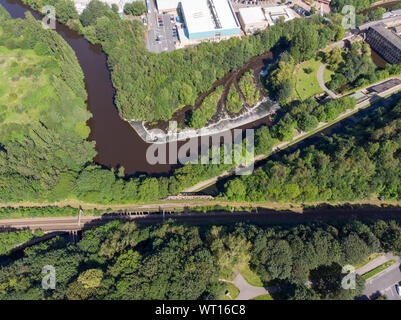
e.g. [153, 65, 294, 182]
[146, 1, 178, 53]
[363, 261, 401, 300]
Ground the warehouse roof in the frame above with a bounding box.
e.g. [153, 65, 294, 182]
[371, 24, 401, 51]
[239, 6, 267, 25]
[181, 0, 239, 34]
[156, 0, 180, 11]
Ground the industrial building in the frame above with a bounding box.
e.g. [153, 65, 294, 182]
[156, 0, 180, 13]
[365, 24, 401, 64]
[180, 0, 240, 40]
[73, 0, 136, 14]
[264, 5, 295, 26]
[238, 6, 269, 35]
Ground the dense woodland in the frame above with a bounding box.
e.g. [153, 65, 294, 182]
[0, 8, 96, 203]
[0, 229, 43, 256]
[224, 97, 401, 202]
[2, 218, 401, 299]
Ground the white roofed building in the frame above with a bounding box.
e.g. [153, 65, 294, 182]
[238, 6, 269, 34]
[180, 0, 240, 41]
[156, 0, 180, 12]
[264, 5, 295, 26]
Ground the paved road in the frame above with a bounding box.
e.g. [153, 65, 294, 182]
[357, 253, 398, 276]
[233, 273, 270, 300]
[317, 63, 339, 99]
[363, 259, 401, 300]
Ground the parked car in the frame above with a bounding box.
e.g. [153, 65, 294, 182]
[396, 285, 401, 296]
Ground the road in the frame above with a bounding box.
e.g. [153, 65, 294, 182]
[233, 273, 269, 300]
[357, 253, 398, 276]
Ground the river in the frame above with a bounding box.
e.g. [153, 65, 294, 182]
[0, 0, 273, 175]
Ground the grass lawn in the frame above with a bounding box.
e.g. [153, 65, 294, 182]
[238, 265, 264, 287]
[294, 58, 324, 101]
[0, 46, 50, 126]
[219, 282, 240, 300]
[251, 294, 273, 300]
[362, 260, 396, 280]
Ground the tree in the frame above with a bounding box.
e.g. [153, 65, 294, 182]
[111, 4, 119, 13]
[297, 114, 319, 132]
[124, 1, 147, 16]
[225, 179, 247, 201]
[255, 126, 277, 155]
[78, 269, 104, 289]
[54, 0, 79, 24]
[80, 0, 110, 27]
[256, 239, 293, 282]
[341, 234, 370, 265]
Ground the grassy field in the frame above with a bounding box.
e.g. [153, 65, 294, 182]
[0, 47, 51, 124]
[0, 42, 90, 143]
[219, 282, 240, 300]
[362, 260, 396, 280]
[238, 265, 264, 287]
[294, 58, 324, 101]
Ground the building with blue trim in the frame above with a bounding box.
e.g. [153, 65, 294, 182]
[180, 0, 240, 40]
